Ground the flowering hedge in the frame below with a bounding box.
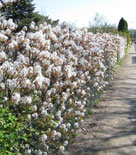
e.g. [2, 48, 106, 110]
[0, 1, 127, 154]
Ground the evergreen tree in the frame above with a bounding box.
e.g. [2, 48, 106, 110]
[118, 17, 128, 32]
[118, 17, 130, 45]
[1, 0, 35, 29]
[0, 0, 59, 31]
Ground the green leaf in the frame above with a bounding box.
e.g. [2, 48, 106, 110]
[51, 120, 59, 128]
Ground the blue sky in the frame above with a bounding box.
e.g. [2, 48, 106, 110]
[33, 0, 136, 29]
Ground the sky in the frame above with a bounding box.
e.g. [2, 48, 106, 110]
[33, 0, 136, 29]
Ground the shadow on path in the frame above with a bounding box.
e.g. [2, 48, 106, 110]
[65, 46, 136, 155]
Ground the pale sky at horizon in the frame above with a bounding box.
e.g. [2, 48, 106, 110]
[33, 0, 136, 29]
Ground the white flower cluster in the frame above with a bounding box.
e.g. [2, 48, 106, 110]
[0, 13, 127, 154]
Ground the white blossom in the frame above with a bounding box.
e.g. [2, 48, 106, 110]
[0, 33, 8, 41]
[74, 122, 79, 128]
[41, 110, 47, 116]
[32, 105, 37, 111]
[59, 146, 65, 152]
[0, 2, 2, 8]
[41, 134, 48, 142]
[12, 92, 20, 103]
[0, 51, 6, 59]
[0, 83, 5, 90]
[64, 140, 68, 146]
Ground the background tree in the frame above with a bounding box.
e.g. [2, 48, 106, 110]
[0, 0, 59, 31]
[88, 13, 117, 34]
[118, 17, 128, 32]
[118, 17, 130, 45]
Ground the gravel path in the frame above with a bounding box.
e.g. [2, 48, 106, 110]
[65, 45, 136, 155]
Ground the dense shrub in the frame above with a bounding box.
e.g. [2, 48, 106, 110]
[0, 1, 126, 154]
[0, 105, 28, 155]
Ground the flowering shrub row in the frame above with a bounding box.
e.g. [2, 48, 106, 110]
[0, 1, 127, 154]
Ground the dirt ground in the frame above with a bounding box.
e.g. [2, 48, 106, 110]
[65, 45, 136, 155]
